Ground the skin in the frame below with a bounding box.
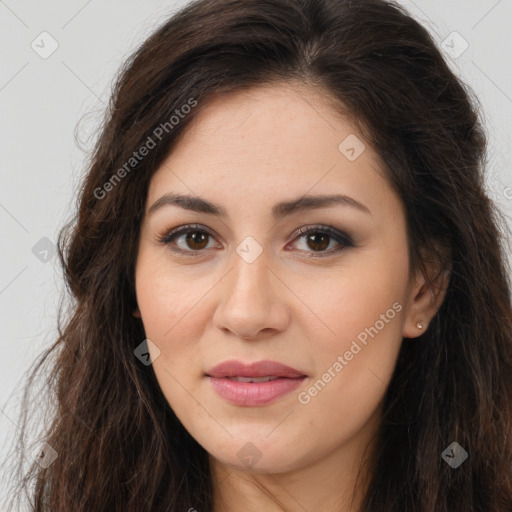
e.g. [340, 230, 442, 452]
[134, 81, 448, 511]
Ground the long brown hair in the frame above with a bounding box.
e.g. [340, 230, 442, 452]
[4, 0, 512, 510]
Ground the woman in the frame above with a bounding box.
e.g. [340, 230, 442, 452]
[5, 0, 512, 510]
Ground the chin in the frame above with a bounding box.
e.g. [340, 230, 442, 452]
[207, 435, 309, 474]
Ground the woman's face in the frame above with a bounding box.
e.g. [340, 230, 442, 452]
[134, 82, 429, 475]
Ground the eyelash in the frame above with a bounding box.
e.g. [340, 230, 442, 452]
[157, 223, 354, 258]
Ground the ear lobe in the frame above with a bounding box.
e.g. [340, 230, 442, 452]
[133, 307, 141, 318]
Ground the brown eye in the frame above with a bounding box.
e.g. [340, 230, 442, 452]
[183, 231, 210, 250]
[159, 224, 217, 254]
[159, 223, 353, 258]
[291, 225, 353, 256]
[304, 232, 330, 251]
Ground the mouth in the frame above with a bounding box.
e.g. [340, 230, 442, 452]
[204, 360, 308, 406]
[221, 376, 289, 382]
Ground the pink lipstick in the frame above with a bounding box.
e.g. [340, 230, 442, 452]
[205, 359, 307, 406]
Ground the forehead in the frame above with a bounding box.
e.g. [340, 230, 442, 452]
[147, 82, 400, 221]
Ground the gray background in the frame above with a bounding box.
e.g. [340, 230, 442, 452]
[1, 0, 511, 505]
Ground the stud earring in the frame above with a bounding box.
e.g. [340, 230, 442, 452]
[416, 322, 424, 329]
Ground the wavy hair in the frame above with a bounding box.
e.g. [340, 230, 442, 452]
[4, 0, 512, 510]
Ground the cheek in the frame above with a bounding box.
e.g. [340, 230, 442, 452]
[295, 252, 407, 424]
[135, 251, 209, 341]
[300, 248, 408, 348]
[135, 257, 211, 415]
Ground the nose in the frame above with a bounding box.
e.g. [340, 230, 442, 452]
[212, 250, 290, 340]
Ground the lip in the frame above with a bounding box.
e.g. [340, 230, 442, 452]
[205, 359, 307, 379]
[205, 359, 308, 406]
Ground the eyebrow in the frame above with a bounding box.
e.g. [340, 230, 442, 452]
[147, 192, 371, 219]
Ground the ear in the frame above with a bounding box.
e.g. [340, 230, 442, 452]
[402, 246, 451, 339]
[133, 307, 141, 318]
